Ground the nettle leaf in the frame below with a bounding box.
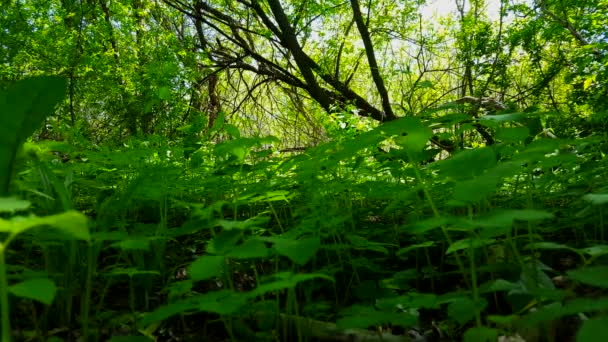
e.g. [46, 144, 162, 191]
[336, 305, 417, 330]
[268, 236, 321, 265]
[463, 327, 498, 342]
[576, 317, 608, 342]
[453, 173, 499, 203]
[1, 211, 89, 241]
[582, 245, 608, 257]
[226, 239, 270, 259]
[0, 197, 30, 213]
[447, 297, 487, 325]
[111, 237, 151, 251]
[249, 272, 333, 298]
[496, 126, 530, 143]
[141, 289, 247, 326]
[447, 238, 496, 254]
[10, 278, 57, 305]
[478, 279, 520, 293]
[583, 193, 608, 205]
[189, 255, 225, 281]
[0, 76, 67, 195]
[567, 266, 608, 288]
[206, 229, 242, 255]
[403, 216, 451, 234]
[520, 298, 608, 328]
[435, 147, 497, 180]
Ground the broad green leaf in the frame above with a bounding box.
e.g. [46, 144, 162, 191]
[158, 86, 171, 100]
[447, 238, 496, 254]
[111, 238, 151, 251]
[206, 229, 242, 255]
[10, 278, 56, 305]
[226, 239, 270, 259]
[583, 193, 608, 205]
[582, 245, 608, 257]
[0, 76, 67, 195]
[520, 298, 608, 327]
[0, 197, 30, 213]
[435, 147, 496, 180]
[141, 300, 199, 326]
[479, 112, 527, 123]
[2, 211, 89, 241]
[525, 242, 577, 252]
[403, 216, 450, 234]
[576, 317, 608, 342]
[189, 255, 225, 281]
[270, 237, 320, 265]
[463, 327, 498, 342]
[568, 266, 608, 288]
[376, 293, 440, 310]
[479, 279, 520, 293]
[336, 305, 417, 329]
[448, 297, 487, 325]
[249, 272, 333, 298]
[453, 174, 499, 203]
[496, 126, 530, 143]
[397, 241, 435, 255]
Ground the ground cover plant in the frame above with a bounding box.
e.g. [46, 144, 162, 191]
[2, 1, 608, 341]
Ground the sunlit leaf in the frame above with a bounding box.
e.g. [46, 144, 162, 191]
[0, 76, 67, 195]
[0, 197, 30, 213]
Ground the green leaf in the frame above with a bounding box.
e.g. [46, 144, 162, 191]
[0, 197, 30, 213]
[435, 147, 496, 180]
[10, 278, 57, 305]
[226, 239, 270, 259]
[478, 279, 520, 293]
[158, 86, 171, 100]
[1, 211, 89, 241]
[0, 76, 67, 195]
[336, 305, 417, 329]
[447, 238, 496, 254]
[568, 266, 608, 288]
[448, 297, 487, 325]
[189, 255, 225, 281]
[111, 238, 151, 251]
[270, 237, 320, 265]
[249, 272, 333, 298]
[520, 298, 608, 327]
[583, 193, 608, 205]
[463, 327, 498, 342]
[403, 216, 450, 234]
[496, 126, 530, 143]
[453, 174, 499, 203]
[576, 317, 608, 342]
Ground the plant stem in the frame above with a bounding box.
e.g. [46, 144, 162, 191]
[0, 246, 12, 342]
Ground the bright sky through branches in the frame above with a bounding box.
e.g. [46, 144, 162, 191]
[420, 0, 505, 20]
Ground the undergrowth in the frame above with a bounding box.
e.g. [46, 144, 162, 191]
[2, 77, 608, 342]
